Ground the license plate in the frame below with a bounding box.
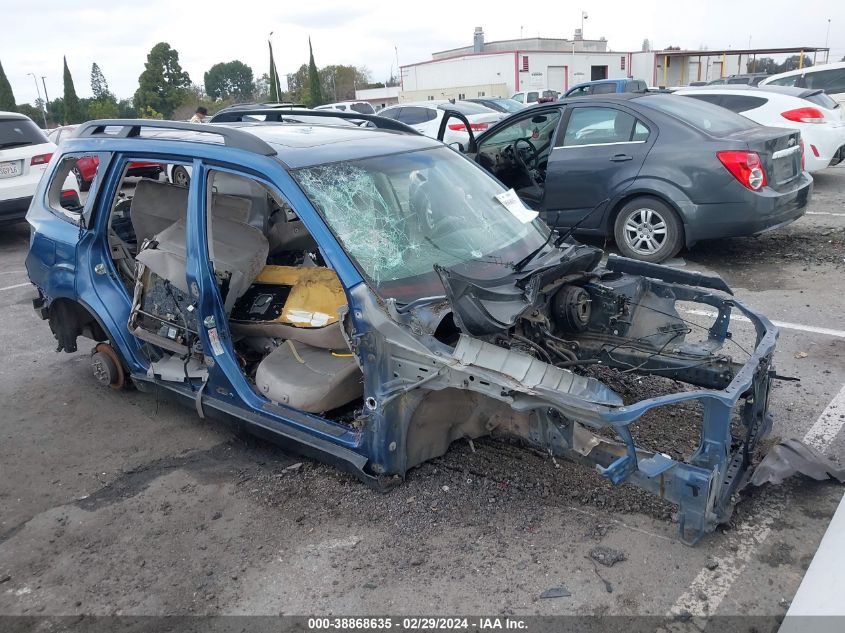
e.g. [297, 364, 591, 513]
[0, 160, 23, 179]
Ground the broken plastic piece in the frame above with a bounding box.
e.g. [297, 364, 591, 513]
[751, 438, 845, 487]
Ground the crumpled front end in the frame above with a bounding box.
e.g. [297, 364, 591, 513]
[349, 245, 780, 545]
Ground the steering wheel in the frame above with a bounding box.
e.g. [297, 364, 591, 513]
[512, 137, 540, 187]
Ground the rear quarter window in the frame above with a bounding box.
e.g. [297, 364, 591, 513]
[805, 69, 845, 94]
[592, 83, 618, 95]
[0, 117, 48, 148]
[641, 94, 758, 135]
[718, 95, 768, 112]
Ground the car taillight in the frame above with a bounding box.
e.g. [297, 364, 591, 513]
[61, 189, 76, 197]
[810, 144, 819, 157]
[781, 107, 825, 123]
[447, 122, 489, 131]
[30, 153, 53, 165]
[717, 151, 767, 191]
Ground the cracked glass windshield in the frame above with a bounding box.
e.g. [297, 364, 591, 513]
[294, 147, 549, 302]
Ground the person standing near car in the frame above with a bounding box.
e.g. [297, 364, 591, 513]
[190, 106, 208, 124]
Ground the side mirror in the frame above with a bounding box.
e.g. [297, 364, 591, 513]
[448, 141, 465, 153]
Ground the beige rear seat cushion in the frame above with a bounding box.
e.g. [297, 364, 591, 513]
[130, 180, 188, 244]
[255, 341, 362, 413]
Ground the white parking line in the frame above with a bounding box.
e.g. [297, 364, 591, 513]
[0, 270, 26, 276]
[668, 383, 845, 618]
[681, 308, 845, 339]
[0, 282, 30, 293]
[806, 211, 845, 216]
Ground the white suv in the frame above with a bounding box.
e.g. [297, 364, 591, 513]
[1, 112, 78, 224]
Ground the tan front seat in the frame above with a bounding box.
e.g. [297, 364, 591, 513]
[254, 341, 362, 413]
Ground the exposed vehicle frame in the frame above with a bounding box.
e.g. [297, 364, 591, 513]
[26, 115, 780, 545]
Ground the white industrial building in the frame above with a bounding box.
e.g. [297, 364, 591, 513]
[400, 28, 629, 101]
[399, 27, 829, 100]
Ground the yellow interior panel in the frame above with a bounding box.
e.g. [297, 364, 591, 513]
[253, 265, 346, 328]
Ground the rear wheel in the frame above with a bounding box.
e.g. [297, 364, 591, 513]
[613, 197, 683, 263]
[171, 165, 190, 187]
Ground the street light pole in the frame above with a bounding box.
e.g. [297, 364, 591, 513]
[581, 11, 588, 38]
[27, 72, 47, 128]
[824, 19, 831, 63]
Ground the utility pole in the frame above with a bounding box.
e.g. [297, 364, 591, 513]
[41, 76, 49, 124]
[581, 11, 588, 38]
[27, 72, 47, 128]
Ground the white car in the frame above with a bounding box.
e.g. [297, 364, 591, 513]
[759, 62, 845, 107]
[675, 86, 845, 173]
[377, 101, 503, 146]
[314, 101, 376, 115]
[511, 90, 561, 105]
[1, 111, 78, 225]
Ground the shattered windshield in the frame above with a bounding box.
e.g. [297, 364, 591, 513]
[294, 147, 549, 302]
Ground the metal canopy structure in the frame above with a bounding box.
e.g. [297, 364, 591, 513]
[652, 46, 831, 86]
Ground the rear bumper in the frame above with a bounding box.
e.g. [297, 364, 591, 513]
[683, 172, 812, 245]
[0, 195, 32, 224]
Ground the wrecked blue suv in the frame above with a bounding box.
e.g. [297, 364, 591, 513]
[25, 112, 779, 544]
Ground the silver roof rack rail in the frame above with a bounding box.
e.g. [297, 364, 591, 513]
[207, 108, 421, 135]
[71, 119, 277, 156]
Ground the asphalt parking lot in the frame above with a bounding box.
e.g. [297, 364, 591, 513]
[0, 169, 844, 621]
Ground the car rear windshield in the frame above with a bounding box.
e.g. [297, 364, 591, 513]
[438, 102, 493, 115]
[493, 99, 524, 113]
[804, 91, 839, 110]
[638, 94, 757, 135]
[0, 117, 47, 149]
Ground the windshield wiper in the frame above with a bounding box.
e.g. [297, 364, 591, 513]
[513, 226, 556, 272]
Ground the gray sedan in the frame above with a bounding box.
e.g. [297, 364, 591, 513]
[466, 93, 812, 262]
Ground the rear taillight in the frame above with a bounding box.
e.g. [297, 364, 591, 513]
[30, 153, 53, 165]
[61, 189, 76, 197]
[717, 151, 768, 191]
[810, 144, 819, 157]
[781, 107, 825, 123]
[447, 122, 489, 131]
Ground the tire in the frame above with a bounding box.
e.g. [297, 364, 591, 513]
[171, 165, 190, 188]
[73, 167, 91, 192]
[613, 196, 683, 263]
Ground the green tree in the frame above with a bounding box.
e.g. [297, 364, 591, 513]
[0, 59, 16, 111]
[747, 57, 778, 74]
[90, 62, 113, 101]
[286, 64, 309, 104]
[133, 42, 191, 118]
[776, 55, 813, 73]
[307, 38, 323, 107]
[319, 65, 369, 102]
[88, 99, 118, 119]
[15, 103, 41, 121]
[204, 60, 254, 101]
[268, 41, 281, 102]
[118, 99, 137, 118]
[63, 56, 82, 124]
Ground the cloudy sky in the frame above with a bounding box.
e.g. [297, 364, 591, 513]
[2, 0, 843, 104]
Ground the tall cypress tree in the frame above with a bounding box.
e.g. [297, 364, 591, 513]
[307, 38, 323, 107]
[63, 56, 81, 124]
[0, 59, 16, 111]
[268, 41, 279, 102]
